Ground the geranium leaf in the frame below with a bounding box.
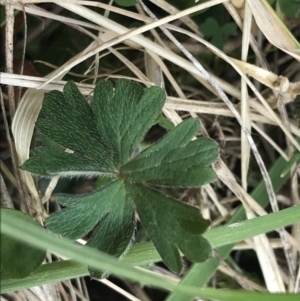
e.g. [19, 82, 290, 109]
[91, 80, 165, 167]
[125, 183, 212, 274]
[125, 163, 216, 187]
[125, 118, 201, 164]
[36, 82, 115, 173]
[23, 79, 218, 277]
[0, 208, 46, 278]
[121, 132, 219, 187]
[46, 180, 129, 238]
[87, 194, 135, 278]
[46, 180, 135, 275]
[22, 147, 112, 177]
[199, 18, 219, 37]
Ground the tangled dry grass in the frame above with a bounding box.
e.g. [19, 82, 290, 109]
[1, 0, 300, 300]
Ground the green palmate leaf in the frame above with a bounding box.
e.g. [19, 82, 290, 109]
[121, 119, 218, 187]
[129, 118, 201, 160]
[92, 80, 165, 167]
[125, 183, 212, 273]
[86, 189, 135, 278]
[22, 147, 110, 177]
[0, 208, 46, 278]
[199, 18, 237, 49]
[46, 180, 135, 277]
[34, 82, 115, 174]
[23, 79, 218, 276]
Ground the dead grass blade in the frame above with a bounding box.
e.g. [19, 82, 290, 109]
[247, 0, 300, 61]
[149, 0, 202, 35]
[240, 1, 252, 191]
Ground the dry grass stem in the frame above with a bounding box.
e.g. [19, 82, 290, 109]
[1, 0, 299, 296]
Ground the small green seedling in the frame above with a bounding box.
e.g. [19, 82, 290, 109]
[199, 18, 237, 49]
[23, 80, 219, 277]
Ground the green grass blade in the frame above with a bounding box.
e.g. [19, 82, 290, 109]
[2, 204, 300, 293]
[204, 204, 300, 248]
[0, 261, 88, 293]
[166, 150, 293, 301]
[1, 209, 175, 292]
[2, 262, 300, 301]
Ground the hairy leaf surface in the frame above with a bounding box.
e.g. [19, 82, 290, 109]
[36, 82, 115, 173]
[23, 79, 219, 277]
[22, 147, 111, 177]
[125, 183, 212, 273]
[46, 180, 135, 277]
[122, 135, 218, 187]
[92, 80, 165, 167]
